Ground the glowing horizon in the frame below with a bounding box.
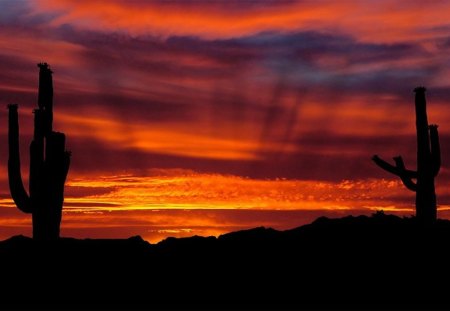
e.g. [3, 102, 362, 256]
[1, 169, 444, 243]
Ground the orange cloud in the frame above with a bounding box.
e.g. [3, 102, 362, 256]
[0, 29, 86, 69]
[34, 0, 450, 43]
[56, 111, 297, 161]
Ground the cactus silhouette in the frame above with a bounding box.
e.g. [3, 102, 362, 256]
[8, 63, 70, 240]
[372, 87, 440, 224]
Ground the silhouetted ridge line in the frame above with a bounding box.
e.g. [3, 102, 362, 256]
[7, 63, 71, 240]
[1, 213, 450, 309]
[373, 87, 440, 225]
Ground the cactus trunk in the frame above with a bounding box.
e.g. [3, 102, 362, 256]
[372, 87, 440, 225]
[7, 63, 70, 240]
[414, 88, 437, 223]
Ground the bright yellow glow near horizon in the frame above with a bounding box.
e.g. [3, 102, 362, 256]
[60, 171, 416, 213]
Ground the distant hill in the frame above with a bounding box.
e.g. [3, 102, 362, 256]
[1, 212, 450, 310]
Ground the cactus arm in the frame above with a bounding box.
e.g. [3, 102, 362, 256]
[429, 124, 441, 177]
[372, 155, 417, 192]
[372, 155, 417, 178]
[393, 156, 418, 192]
[7, 104, 33, 213]
[400, 178, 417, 192]
[372, 155, 399, 175]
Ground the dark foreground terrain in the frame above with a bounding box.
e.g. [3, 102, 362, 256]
[1, 213, 450, 310]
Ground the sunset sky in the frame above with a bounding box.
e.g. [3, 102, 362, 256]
[2, 0, 450, 242]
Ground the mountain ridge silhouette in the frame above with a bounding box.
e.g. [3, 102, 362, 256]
[1, 212, 450, 309]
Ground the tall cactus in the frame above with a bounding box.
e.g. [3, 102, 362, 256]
[372, 87, 440, 225]
[8, 63, 70, 240]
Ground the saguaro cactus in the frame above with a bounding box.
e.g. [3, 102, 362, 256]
[372, 87, 440, 225]
[8, 63, 70, 240]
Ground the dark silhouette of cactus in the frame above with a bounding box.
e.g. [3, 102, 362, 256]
[8, 63, 70, 240]
[372, 87, 440, 225]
